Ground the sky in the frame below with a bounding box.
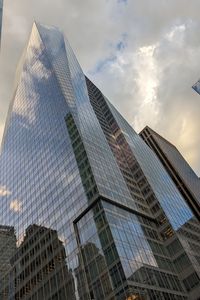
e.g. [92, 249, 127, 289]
[0, 0, 200, 175]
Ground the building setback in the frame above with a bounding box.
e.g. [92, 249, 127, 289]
[0, 22, 200, 299]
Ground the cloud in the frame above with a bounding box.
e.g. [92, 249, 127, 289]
[0, 0, 200, 175]
[88, 4, 200, 175]
[0, 185, 11, 196]
[58, 234, 68, 246]
[10, 199, 22, 212]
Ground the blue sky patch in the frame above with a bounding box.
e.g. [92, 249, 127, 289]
[116, 33, 128, 51]
[89, 55, 117, 75]
[116, 40, 125, 51]
[89, 34, 128, 75]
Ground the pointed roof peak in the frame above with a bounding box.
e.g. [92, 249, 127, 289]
[32, 21, 62, 35]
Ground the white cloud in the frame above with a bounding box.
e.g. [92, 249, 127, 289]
[0, 185, 11, 196]
[58, 234, 68, 246]
[10, 199, 22, 212]
[90, 15, 200, 175]
[166, 24, 186, 42]
[16, 232, 25, 247]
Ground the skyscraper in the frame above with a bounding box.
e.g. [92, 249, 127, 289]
[0, 225, 16, 299]
[0, 0, 3, 47]
[0, 22, 200, 299]
[139, 126, 200, 221]
[9, 224, 76, 300]
[192, 79, 200, 96]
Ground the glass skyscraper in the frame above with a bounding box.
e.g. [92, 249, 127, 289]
[192, 79, 200, 96]
[0, 22, 200, 299]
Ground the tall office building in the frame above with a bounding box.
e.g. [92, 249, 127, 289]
[8, 224, 76, 300]
[0, 0, 3, 47]
[192, 79, 200, 96]
[139, 126, 200, 221]
[0, 22, 200, 299]
[0, 225, 16, 299]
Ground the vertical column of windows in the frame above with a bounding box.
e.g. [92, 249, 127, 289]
[65, 113, 98, 202]
[85, 78, 200, 296]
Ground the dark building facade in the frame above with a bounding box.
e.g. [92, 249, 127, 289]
[8, 224, 76, 300]
[0, 225, 16, 299]
[139, 126, 200, 221]
[0, 22, 200, 299]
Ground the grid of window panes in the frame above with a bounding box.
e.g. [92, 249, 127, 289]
[0, 22, 199, 300]
[65, 113, 98, 202]
[103, 97, 194, 231]
[76, 200, 187, 300]
[0, 24, 90, 299]
[139, 127, 200, 285]
[37, 23, 138, 212]
[63, 36, 143, 212]
[86, 77, 200, 297]
[99, 93, 200, 293]
[86, 77, 151, 217]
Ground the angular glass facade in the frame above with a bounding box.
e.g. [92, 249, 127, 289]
[192, 79, 200, 96]
[0, 22, 199, 299]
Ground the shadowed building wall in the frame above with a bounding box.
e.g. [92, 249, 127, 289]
[0, 225, 16, 299]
